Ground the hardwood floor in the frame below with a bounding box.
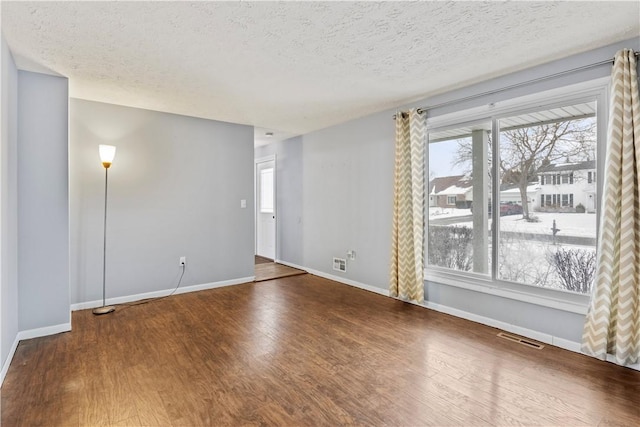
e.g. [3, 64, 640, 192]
[2, 274, 639, 426]
[254, 255, 273, 265]
[254, 262, 306, 282]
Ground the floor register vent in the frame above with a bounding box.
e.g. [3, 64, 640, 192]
[497, 332, 545, 350]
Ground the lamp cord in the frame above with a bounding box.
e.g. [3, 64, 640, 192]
[117, 264, 186, 310]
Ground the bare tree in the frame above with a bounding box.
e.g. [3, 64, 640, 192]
[451, 135, 491, 178]
[453, 118, 595, 220]
[428, 225, 473, 271]
[549, 247, 596, 293]
[500, 119, 595, 219]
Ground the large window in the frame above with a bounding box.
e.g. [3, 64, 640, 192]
[427, 99, 599, 295]
[428, 121, 491, 275]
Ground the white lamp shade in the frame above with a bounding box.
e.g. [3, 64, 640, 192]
[99, 145, 116, 168]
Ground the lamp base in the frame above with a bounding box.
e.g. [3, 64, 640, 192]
[92, 305, 115, 315]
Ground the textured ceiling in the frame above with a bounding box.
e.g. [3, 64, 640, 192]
[2, 1, 639, 139]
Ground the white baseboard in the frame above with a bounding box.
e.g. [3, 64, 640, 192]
[173, 276, 255, 294]
[17, 323, 72, 341]
[304, 267, 390, 297]
[70, 276, 255, 311]
[552, 336, 582, 353]
[0, 334, 20, 386]
[606, 354, 640, 370]
[1, 322, 72, 387]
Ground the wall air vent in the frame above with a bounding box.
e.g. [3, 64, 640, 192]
[333, 257, 347, 272]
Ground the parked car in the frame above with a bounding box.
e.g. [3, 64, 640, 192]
[499, 202, 523, 216]
[470, 201, 523, 216]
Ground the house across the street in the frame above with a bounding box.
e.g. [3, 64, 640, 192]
[428, 175, 472, 208]
[537, 160, 597, 213]
[430, 159, 597, 213]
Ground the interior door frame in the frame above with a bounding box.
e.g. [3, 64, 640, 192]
[255, 155, 277, 260]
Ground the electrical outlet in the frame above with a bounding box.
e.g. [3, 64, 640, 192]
[179, 256, 186, 266]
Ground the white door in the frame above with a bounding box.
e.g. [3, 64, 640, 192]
[256, 158, 276, 260]
[587, 192, 596, 212]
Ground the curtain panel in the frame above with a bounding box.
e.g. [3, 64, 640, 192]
[390, 109, 426, 303]
[582, 49, 640, 366]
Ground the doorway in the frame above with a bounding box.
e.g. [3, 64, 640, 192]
[255, 156, 276, 260]
[253, 155, 306, 282]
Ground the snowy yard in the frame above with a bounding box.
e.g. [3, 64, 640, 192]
[428, 207, 471, 219]
[497, 238, 595, 292]
[432, 208, 597, 238]
[499, 212, 597, 238]
[427, 208, 597, 293]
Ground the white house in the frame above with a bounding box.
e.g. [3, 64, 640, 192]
[433, 159, 596, 214]
[500, 184, 542, 211]
[537, 160, 597, 213]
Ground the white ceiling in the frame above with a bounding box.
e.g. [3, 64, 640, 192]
[2, 1, 639, 142]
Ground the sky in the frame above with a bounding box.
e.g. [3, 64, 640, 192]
[428, 139, 467, 178]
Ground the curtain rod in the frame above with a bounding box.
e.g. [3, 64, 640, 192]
[393, 52, 639, 119]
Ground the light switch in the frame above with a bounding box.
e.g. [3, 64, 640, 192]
[240, 199, 247, 208]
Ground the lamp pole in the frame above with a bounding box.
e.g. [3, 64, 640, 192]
[93, 145, 116, 315]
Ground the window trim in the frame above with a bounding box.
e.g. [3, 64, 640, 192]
[424, 78, 608, 313]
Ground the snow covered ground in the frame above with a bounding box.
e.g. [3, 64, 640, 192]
[427, 208, 597, 293]
[433, 209, 597, 238]
[428, 207, 471, 219]
[499, 212, 597, 238]
[497, 238, 594, 292]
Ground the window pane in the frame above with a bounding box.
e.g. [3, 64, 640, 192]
[497, 101, 597, 294]
[427, 122, 491, 275]
[260, 168, 274, 213]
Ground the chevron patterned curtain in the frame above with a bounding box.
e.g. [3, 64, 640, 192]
[390, 109, 425, 303]
[582, 49, 640, 366]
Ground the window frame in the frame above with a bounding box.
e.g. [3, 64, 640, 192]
[424, 79, 609, 313]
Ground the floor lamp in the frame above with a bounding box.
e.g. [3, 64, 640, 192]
[93, 144, 116, 315]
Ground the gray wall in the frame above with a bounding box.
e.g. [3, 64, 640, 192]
[294, 37, 639, 344]
[424, 283, 585, 341]
[302, 111, 394, 288]
[1, 36, 19, 369]
[17, 71, 70, 331]
[70, 100, 254, 305]
[255, 136, 304, 265]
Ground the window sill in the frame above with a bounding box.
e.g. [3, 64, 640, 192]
[424, 268, 590, 315]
